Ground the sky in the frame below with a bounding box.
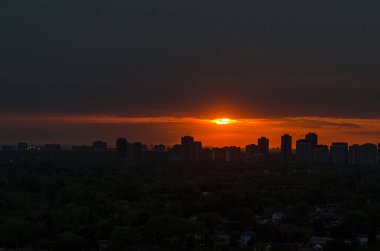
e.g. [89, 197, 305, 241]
[1, 0, 380, 146]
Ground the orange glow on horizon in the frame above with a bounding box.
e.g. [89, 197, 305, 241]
[1, 114, 380, 147]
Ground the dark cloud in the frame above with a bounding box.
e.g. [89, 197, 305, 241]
[279, 118, 361, 129]
[1, 0, 380, 118]
[343, 130, 380, 137]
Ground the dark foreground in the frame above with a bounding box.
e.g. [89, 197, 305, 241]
[0, 155, 379, 251]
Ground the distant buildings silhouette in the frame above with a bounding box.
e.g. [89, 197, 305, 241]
[181, 136, 194, 161]
[349, 143, 377, 165]
[296, 139, 311, 163]
[330, 143, 349, 164]
[313, 145, 329, 163]
[281, 134, 292, 162]
[258, 137, 269, 158]
[2, 133, 380, 165]
[132, 142, 143, 160]
[153, 144, 166, 153]
[93, 141, 107, 152]
[245, 144, 258, 161]
[306, 132, 318, 149]
[116, 138, 127, 158]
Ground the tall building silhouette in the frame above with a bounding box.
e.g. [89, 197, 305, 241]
[226, 146, 241, 162]
[296, 139, 311, 162]
[305, 133, 318, 149]
[258, 137, 269, 161]
[93, 141, 107, 151]
[246, 144, 258, 155]
[358, 143, 377, 164]
[245, 144, 258, 160]
[116, 138, 127, 158]
[212, 147, 226, 161]
[281, 134, 292, 162]
[168, 144, 182, 160]
[330, 143, 348, 163]
[349, 144, 360, 164]
[193, 141, 203, 161]
[152, 144, 166, 159]
[313, 145, 329, 163]
[258, 137, 269, 154]
[349, 143, 378, 165]
[181, 136, 194, 161]
[201, 148, 213, 161]
[132, 142, 144, 160]
[153, 144, 166, 153]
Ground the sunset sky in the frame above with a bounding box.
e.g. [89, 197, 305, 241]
[1, 1, 380, 147]
[1, 115, 379, 147]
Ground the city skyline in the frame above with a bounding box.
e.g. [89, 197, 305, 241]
[1, 114, 380, 147]
[3, 129, 380, 150]
[5, 133, 380, 165]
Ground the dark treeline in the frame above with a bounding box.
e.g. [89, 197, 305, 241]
[0, 153, 379, 250]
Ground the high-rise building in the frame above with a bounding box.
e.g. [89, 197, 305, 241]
[226, 146, 241, 162]
[181, 136, 194, 160]
[258, 137, 270, 161]
[245, 144, 258, 160]
[358, 143, 377, 164]
[212, 147, 226, 161]
[116, 138, 127, 158]
[168, 144, 182, 160]
[93, 141, 107, 151]
[126, 143, 134, 159]
[349, 144, 360, 164]
[201, 148, 213, 161]
[306, 133, 318, 149]
[246, 144, 258, 155]
[132, 142, 144, 160]
[281, 134, 292, 162]
[296, 139, 311, 162]
[152, 144, 166, 159]
[142, 144, 148, 158]
[153, 144, 166, 153]
[313, 145, 329, 163]
[330, 143, 348, 164]
[258, 137, 269, 154]
[193, 141, 203, 161]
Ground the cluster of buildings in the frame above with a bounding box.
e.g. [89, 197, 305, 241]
[176, 133, 380, 164]
[166, 134, 380, 164]
[1, 140, 149, 161]
[173, 136, 242, 162]
[2, 133, 380, 164]
[293, 133, 380, 164]
[83, 139, 148, 160]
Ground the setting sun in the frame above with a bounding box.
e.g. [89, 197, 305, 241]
[212, 118, 238, 125]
